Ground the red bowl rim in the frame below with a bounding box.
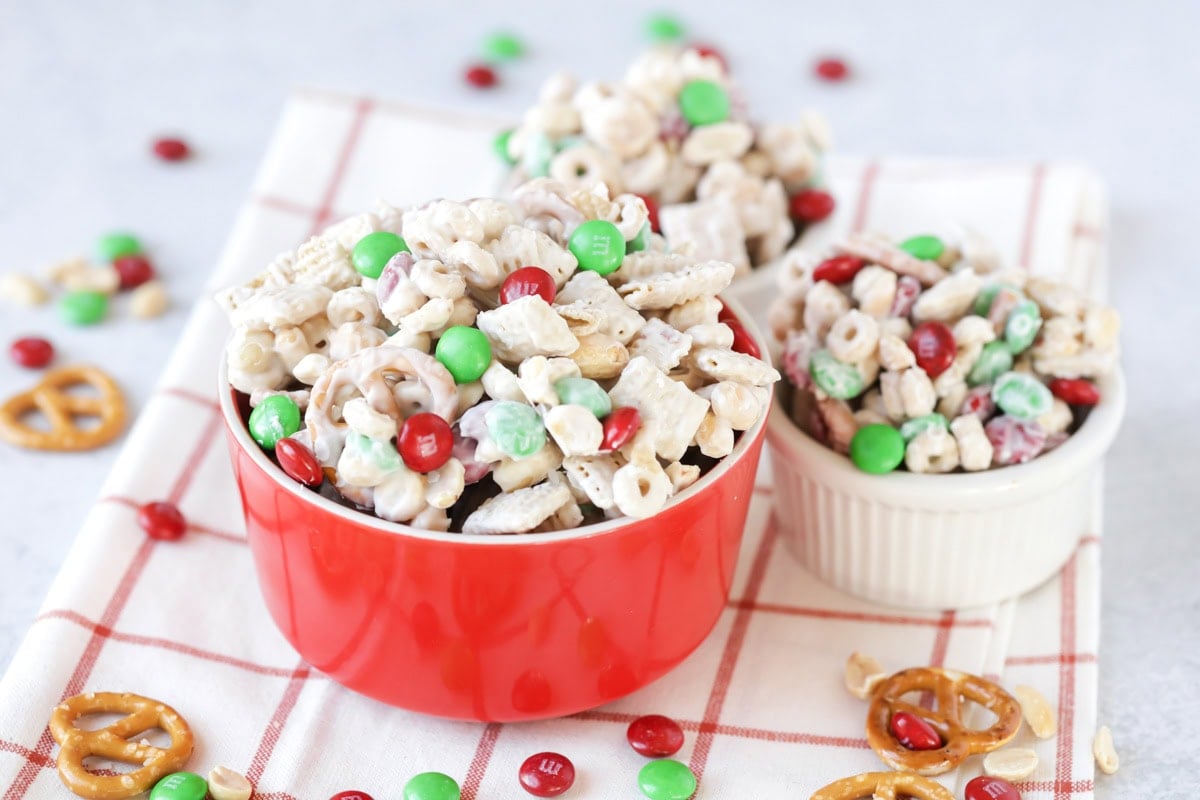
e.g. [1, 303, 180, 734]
[217, 294, 772, 546]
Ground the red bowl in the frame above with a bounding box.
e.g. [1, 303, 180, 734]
[219, 308, 770, 721]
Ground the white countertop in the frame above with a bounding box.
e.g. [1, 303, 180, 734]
[1, 1, 1197, 795]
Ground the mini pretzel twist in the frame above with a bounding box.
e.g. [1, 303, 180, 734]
[50, 692, 194, 799]
[866, 667, 1022, 776]
[0, 366, 126, 451]
[809, 770, 954, 800]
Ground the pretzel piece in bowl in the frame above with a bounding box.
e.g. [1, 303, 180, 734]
[865, 666, 1021, 776]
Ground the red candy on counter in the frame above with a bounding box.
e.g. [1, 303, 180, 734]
[601, 406, 641, 452]
[965, 775, 1021, 800]
[152, 137, 191, 161]
[10, 336, 54, 369]
[1049, 377, 1100, 406]
[908, 321, 957, 379]
[137, 501, 187, 541]
[518, 752, 575, 797]
[626, 714, 685, 757]
[813, 255, 867, 285]
[465, 64, 498, 88]
[398, 413, 454, 473]
[501, 266, 557, 305]
[689, 43, 727, 71]
[275, 437, 324, 487]
[328, 792, 376, 800]
[789, 189, 836, 223]
[814, 57, 850, 82]
[113, 254, 156, 289]
[889, 711, 942, 750]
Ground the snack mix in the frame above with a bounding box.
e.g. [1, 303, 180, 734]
[217, 181, 779, 534]
[769, 229, 1120, 473]
[498, 46, 834, 276]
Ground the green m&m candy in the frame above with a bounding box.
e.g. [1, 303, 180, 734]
[248, 394, 302, 450]
[435, 325, 492, 383]
[809, 349, 864, 399]
[149, 772, 207, 800]
[345, 430, 402, 471]
[644, 12, 686, 42]
[522, 131, 555, 178]
[403, 771, 460, 800]
[967, 340, 1014, 387]
[992, 371, 1054, 419]
[59, 290, 108, 325]
[899, 234, 945, 262]
[352, 231, 409, 279]
[899, 413, 949, 443]
[485, 401, 546, 458]
[638, 759, 697, 800]
[849, 424, 906, 474]
[96, 231, 142, 262]
[678, 80, 730, 126]
[482, 31, 524, 62]
[493, 128, 517, 165]
[1004, 298, 1043, 354]
[569, 219, 625, 276]
[627, 222, 650, 253]
[554, 376, 612, 418]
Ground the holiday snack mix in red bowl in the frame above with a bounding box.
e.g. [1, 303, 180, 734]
[217, 180, 779, 720]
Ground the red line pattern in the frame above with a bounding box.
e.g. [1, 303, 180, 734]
[1006, 652, 1097, 667]
[1019, 163, 1047, 269]
[308, 98, 374, 235]
[850, 161, 880, 233]
[688, 517, 779, 789]
[1053, 555, 1079, 800]
[733, 601, 990, 629]
[460, 723, 502, 799]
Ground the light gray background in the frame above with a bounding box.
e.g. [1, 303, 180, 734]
[1, 1, 1196, 795]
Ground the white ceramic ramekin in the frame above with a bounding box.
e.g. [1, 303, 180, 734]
[765, 369, 1125, 609]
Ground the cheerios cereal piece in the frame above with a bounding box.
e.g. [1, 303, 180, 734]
[950, 414, 993, 472]
[803, 280, 852, 340]
[851, 265, 898, 319]
[612, 458, 672, 518]
[827, 310, 880, 364]
[665, 461, 701, 493]
[905, 428, 960, 473]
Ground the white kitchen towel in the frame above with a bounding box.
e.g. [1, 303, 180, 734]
[0, 89, 1105, 800]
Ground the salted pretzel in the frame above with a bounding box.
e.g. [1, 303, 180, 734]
[866, 667, 1022, 775]
[49, 691, 194, 799]
[0, 365, 126, 451]
[810, 771, 954, 800]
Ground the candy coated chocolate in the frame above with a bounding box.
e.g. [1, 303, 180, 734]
[908, 321, 956, 379]
[965, 775, 1021, 800]
[97, 232, 142, 261]
[601, 406, 641, 451]
[275, 437, 324, 487]
[899, 234, 945, 262]
[569, 219, 625, 276]
[889, 710, 942, 750]
[1049, 377, 1100, 406]
[518, 752, 575, 797]
[137, 501, 187, 541]
[435, 325, 492, 383]
[637, 759, 696, 800]
[248, 395, 302, 449]
[813, 255, 866, 284]
[627, 714, 685, 757]
[555, 376, 612, 418]
[789, 189, 835, 223]
[850, 424, 905, 474]
[402, 772, 460, 800]
[809, 349, 864, 399]
[398, 413, 454, 473]
[678, 79, 729, 126]
[352, 232, 409, 280]
[501, 266, 556, 305]
[149, 771, 207, 800]
[59, 290, 108, 326]
[10, 336, 54, 369]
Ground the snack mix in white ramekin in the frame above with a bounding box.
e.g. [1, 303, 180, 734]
[497, 46, 834, 276]
[767, 229, 1120, 474]
[216, 180, 779, 533]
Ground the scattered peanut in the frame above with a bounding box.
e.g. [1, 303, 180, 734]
[207, 766, 254, 800]
[130, 280, 170, 319]
[983, 747, 1039, 781]
[1013, 684, 1057, 739]
[0, 273, 50, 306]
[844, 651, 886, 699]
[1093, 725, 1119, 774]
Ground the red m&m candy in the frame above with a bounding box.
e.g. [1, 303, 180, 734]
[814, 57, 850, 82]
[518, 752, 575, 797]
[275, 437, 323, 487]
[908, 321, 957, 379]
[601, 407, 641, 452]
[113, 254, 156, 289]
[10, 336, 54, 369]
[627, 714, 684, 757]
[789, 189, 836, 223]
[398, 413, 454, 473]
[501, 266, 556, 305]
[812, 255, 866, 285]
[889, 711, 942, 750]
[965, 775, 1020, 800]
[465, 64, 498, 88]
[1049, 378, 1100, 406]
[152, 137, 191, 161]
[137, 501, 187, 541]
[636, 193, 660, 233]
[729, 323, 761, 359]
[329, 792, 376, 800]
